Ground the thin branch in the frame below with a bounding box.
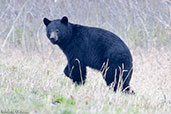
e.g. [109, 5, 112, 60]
[1, 0, 29, 52]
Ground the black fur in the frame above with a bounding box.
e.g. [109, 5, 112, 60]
[43, 16, 134, 94]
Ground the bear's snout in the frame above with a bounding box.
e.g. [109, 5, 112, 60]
[50, 32, 58, 42]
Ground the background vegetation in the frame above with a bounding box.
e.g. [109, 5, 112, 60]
[0, 0, 170, 114]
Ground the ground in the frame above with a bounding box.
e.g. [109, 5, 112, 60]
[0, 48, 170, 114]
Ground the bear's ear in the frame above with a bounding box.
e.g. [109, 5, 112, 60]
[61, 16, 68, 25]
[43, 18, 51, 26]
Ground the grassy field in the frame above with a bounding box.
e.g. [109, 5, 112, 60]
[0, 47, 170, 114]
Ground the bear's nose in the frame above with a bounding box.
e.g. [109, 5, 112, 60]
[50, 37, 55, 40]
[50, 36, 58, 41]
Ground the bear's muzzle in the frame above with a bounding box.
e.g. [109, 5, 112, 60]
[50, 32, 58, 42]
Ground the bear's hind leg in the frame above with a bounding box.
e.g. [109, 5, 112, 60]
[104, 67, 134, 93]
[122, 69, 135, 94]
[103, 68, 120, 92]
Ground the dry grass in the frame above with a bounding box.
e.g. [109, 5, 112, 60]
[0, 47, 170, 114]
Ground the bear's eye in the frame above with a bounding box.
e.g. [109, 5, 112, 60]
[56, 29, 59, 32]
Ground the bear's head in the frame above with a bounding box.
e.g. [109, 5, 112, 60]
[43, 16, 72, 45]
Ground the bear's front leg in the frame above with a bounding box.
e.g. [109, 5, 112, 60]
[64, 64, 72, 79]
[69, 60, 87, 85]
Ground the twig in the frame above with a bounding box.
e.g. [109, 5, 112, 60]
[75, 58, 83, 84]
[1, 0, 29, 52]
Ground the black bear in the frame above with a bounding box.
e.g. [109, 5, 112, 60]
[43, 16, 134, 94]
